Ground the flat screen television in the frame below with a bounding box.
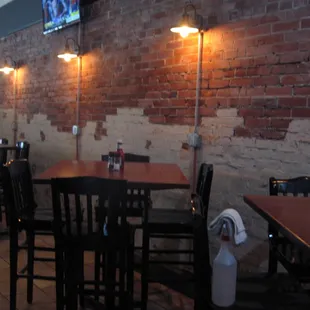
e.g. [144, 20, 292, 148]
[42, 0, 80, 35]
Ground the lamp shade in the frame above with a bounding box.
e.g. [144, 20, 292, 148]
[58, 40, 79, 62]
[170, 13, 199, 38]
[0, 59, 15, 74]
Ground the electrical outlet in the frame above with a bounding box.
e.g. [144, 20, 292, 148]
[72, 125, 80, 136]
[188, 132, 202, 149]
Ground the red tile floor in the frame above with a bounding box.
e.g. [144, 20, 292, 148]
[1, 230, 310, 310]
[0, 233, 194, 310]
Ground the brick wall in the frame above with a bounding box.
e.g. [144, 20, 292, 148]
[1, 0, 310, 270]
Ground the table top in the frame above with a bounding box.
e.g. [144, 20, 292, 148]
[0, 145, 17, 150]
[33, 160, 190, 190]
[244, 195, 310, 251]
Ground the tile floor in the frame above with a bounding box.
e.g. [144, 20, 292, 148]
[0, 232, 194, 310]
[1, 230, 310, 310]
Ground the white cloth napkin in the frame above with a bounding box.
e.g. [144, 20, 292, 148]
[208, 208, 247, 245]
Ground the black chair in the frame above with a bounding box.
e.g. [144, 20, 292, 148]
[1, 159, 58, 310]
[0, 138, 9, 224]
[101, 153, 150, 218]
[141, 163, 213, 310]
[51, 177, 134, 310]
[0, 138, 9, 165]
[101, 153, 151, 307]
[15, 141, 30, 160]
[268, 176, 310, 282]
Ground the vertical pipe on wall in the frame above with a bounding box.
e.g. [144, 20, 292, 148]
[12, 69, 18, 145]
[76, 22, 82, 161]
[192, 31, 204, 190]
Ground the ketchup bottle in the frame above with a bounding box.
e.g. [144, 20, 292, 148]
[116, 139, 125, 170]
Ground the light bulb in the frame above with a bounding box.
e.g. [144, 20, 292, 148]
[3, 67, 11, 74]
[179, 28, 191, 38]
[64, 55, 71, 62]
[170, 25, 199, 38]
[0, 66, 14, 74]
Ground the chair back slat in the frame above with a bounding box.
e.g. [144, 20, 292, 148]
[8, 160, 36, 216]
[1, 160, 36, 228]
[86, 194, 93, 234]
[269, 176, 310, 197]
[0, 138, 9, 166]
[51, 177, 128, 241]
[63, 194, 72, 236]
[196, 163, 214, 218]
[74, 194, 83, 235]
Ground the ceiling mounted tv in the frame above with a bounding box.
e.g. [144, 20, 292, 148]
[42, 0, 81, 35]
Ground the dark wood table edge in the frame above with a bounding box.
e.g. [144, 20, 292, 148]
[33, 178, 190, 190]
[0, 146, 18, 151]
[244, 195, 310, 253]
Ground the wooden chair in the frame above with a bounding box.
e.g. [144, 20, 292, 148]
[15, 141, 30, 160]
[51, 176, 134, 310]
[101, 152, 150, 218]
[1, 159, 58, 310]
[268, 176, 310, 282]
[0, 138, 9, 224]
[141, 163, 213, 310]
[101, 153, 151, 307]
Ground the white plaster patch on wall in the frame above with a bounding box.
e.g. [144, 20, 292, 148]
[0, 108, 14, 142]
[1, 108, 310, 270]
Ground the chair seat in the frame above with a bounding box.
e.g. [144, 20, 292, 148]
[19, 208, 54, 231]
[149, 208, 193, 225]
[148, 209, 195, 234]
[60, 223, 136, 251]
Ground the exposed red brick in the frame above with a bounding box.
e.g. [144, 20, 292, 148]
[229, 98, 251, 107]
[278, 97, 307, 107]
[259, 130, 286, 140]
[253, 76, 279, 86]
[272, 21, 299, 32]
[149, 116, 166, 124]
[301, 18, 310, 28]
[209, 80, 230, 89]
[264, 109, 291, 117]
[270, 119, 292, 128]
[292, 108, 310, 117]
[230, 78, 253, 87]
[272, 42, 299, 53]
[281, 75, 310, 85]
[199, 107, 216, 117]
[252, 98, 278, 108]
[245, 118, 270, 128]
[239, 109, 264, 117]
[246, 24, 271, 37]
[294, 87, 310, 95]
[234, 126, 251, 138]
[265, 87, 292, 96]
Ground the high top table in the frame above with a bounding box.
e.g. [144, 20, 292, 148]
[33, 160, 190, 190]
[33, 160, 191, 309]
[244, 195, 310, 252]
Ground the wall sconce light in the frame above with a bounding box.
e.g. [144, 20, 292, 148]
[170, 2, 203, 38]
[58, 38, 80, 62]
[0, 56, 16, 74]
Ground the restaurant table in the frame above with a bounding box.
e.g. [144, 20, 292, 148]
[33, 160, 190, 190]
[244, 195, 310, 252]
[0, 145, 18, 150]
[33, 160, 190, 309]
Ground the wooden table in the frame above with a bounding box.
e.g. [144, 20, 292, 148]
[33, 160, 190, 309]
[244, 195, 310, 252]
[33, 160, 190, 190]
[0, 145, 17, 150]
